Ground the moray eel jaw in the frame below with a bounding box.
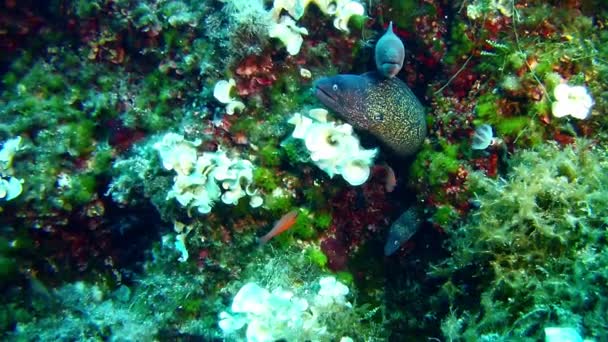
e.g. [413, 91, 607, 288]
[313, 75, 373, 130]
[313, 77, 340, 110]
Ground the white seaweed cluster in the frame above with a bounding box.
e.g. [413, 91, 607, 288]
[219, 276, 353, 342]
[0, 136, 23, 202]
[154, 133, 263, 214]
[268, 0, 365, 55]
[288, 108, 377, 186]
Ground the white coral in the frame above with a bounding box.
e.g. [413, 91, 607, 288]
[268, 15, 309, 55]
[0, 136, 22, 171]
[213, 79, 245, 115]
[268, 0, 365, 55]
[155, 133, 263, 214]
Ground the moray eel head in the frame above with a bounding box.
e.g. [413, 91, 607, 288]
[313, 22, 425, 157]
[314, 74, 374, 130]
[375, 22, 405, 78]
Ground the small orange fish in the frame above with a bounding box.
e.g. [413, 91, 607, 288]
[259, 210, 299, 245]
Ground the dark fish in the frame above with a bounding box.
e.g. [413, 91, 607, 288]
[384, 207, 422, 256]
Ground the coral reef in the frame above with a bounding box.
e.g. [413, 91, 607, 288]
[0, 0, 607, 341]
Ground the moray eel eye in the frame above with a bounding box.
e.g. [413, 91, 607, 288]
[332, 84, 338, 91]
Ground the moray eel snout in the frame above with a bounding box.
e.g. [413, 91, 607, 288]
[313, 78, 339, 109]
[314, 74, 376, 132]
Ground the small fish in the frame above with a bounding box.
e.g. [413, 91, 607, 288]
[259, 210, 299, 245]
[384, 207, 422, 256]
[383, 163, 397, 192]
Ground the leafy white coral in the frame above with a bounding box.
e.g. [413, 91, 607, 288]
[288, 109, 377, 186]
[0, 136, 22, 171]
[268, 0, 365, 55]
[154, 133, 262, 214]
[213, 79, 245, 115]
[0, 136, 24, 201]
[219, 276, 353, 342]
[0, 176, 22, 201]
[268, 15, 309, 55]
[551, 83, 594, 120]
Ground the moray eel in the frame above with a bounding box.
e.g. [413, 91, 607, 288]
[375, 22, 405, 78]
[314, 22, 425, 157]
[314, 71, 426, 157]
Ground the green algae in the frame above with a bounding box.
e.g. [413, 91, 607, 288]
[431, 140, 608, 339]
[253, 167, 280, 192]
[258, 144, 283, 167]
[411, 140, 460, 187]
[305, 246, 328, 268]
